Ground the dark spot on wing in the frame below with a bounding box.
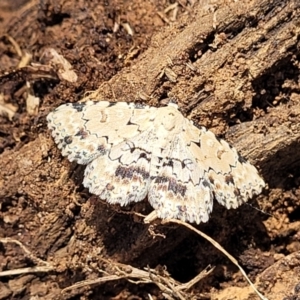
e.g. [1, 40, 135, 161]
[181, 159, 194, 170]
[75, 150, 88, 160]
[238, 153, 247, 164]
[126, 141, 136, 153]
[75, 128, 88, 139]
[154, 176, 187, 197]
[163, 159, 174, 167]
[225, 174, 234, 185]
[134, 103, 147, 109]
[126, 119, 135, 126]
[208, 175, 214, 184]
[97, 145, 107, 155]
[64, 136, 73, 144]
[193, 122, 206, 131]
[139, 152, 151, 162]
[106, 183, 115, 191]
[168, 177, 187, 197]
[178, 205, 187, 212]
[115, 165, 150, 180]
[234, 188, 241, 197]
[202, 179, 211, 188]
[154, 176, 168, 184]
[192, 140, 201, 148]
[108, 102, 117, 107]
[216, 136, 223, 144]
[71, 102, 85, 112]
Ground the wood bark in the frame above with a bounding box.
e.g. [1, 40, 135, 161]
[90, 0, 300, 176]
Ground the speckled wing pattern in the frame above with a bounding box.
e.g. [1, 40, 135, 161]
[47, 101, 265, 224]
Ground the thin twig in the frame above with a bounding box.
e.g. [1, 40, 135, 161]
[161, 219, 268, 300]
[0, 238, 55, 277]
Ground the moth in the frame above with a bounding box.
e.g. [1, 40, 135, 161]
[47, 101, 265, 224]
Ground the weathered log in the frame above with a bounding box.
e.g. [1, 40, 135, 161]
[89, 0, 300, 176]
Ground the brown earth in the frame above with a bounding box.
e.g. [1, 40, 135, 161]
[1, 0, 300, 299]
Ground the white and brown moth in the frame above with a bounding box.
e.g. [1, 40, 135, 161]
[47, 101, 265, 224]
